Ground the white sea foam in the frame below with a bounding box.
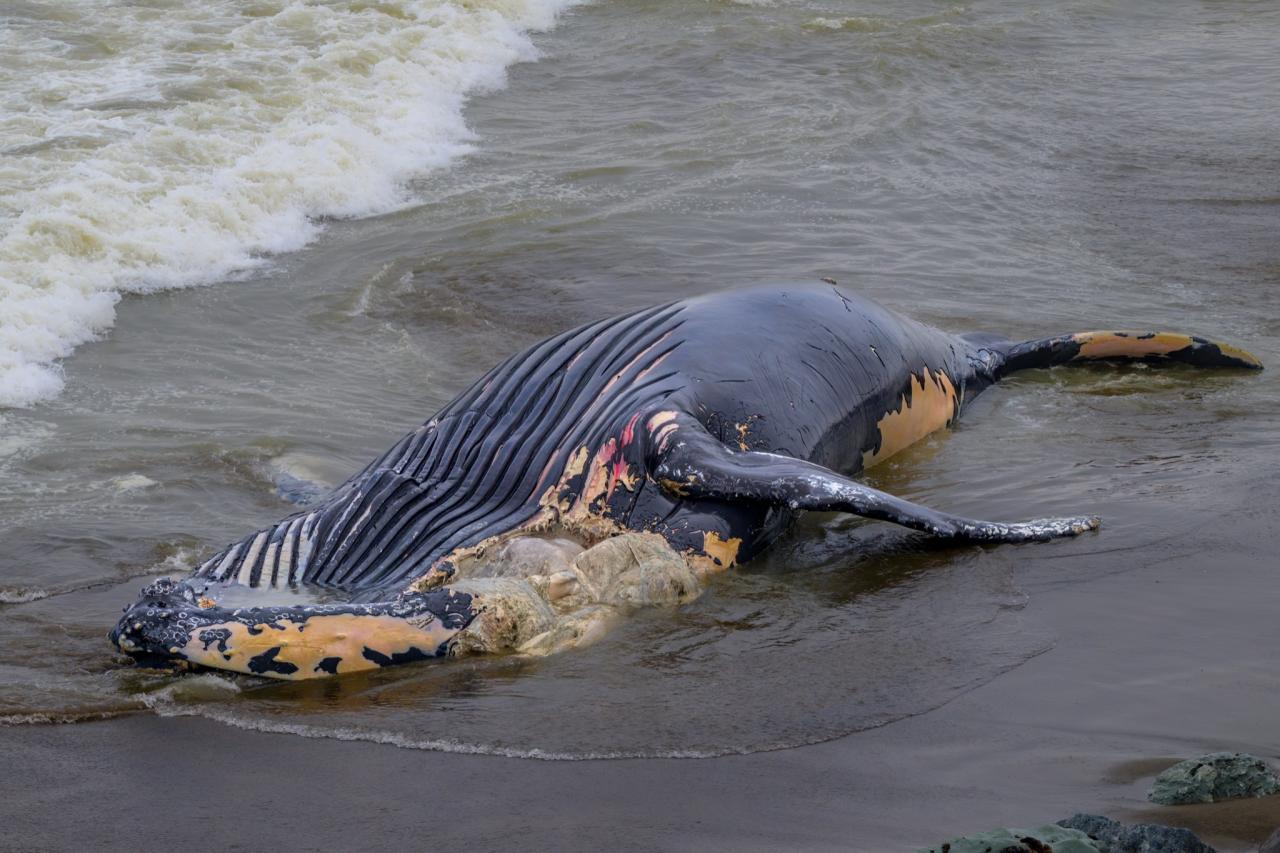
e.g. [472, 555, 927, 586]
[151, 702, 734, 760]
[111, 473, 158, 492]
[0, 586, 52, 605]
[139, 674, 242, 707]
[0, 710, 133, 725]
[0, 0, 579, 407]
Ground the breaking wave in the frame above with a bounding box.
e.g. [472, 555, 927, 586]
[0, 0, 579, 407]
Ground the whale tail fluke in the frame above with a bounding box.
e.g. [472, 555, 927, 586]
[995, 330, 1263, 376]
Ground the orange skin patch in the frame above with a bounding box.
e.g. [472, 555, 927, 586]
[1071, 331, 1263, 368]
[734, 416, 760, 451]
[863, 368, 959, 469]
[659, 477, 691, 497]
[1072, 331, 1194, 360]
[700, 531, 742, 570]
[1214, 341, 1263, 368]
[179, 613, 460, 679]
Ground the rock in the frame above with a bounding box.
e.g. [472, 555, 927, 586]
[917, 825, 1103, 853]
[921, 816, 1221, 853]
[1057, 813, 1215, 853]
[1259, 826, 1280, 853]
[1148, 753, 1280, 805]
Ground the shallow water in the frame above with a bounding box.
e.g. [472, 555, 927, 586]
[1, 0, 1278, 761]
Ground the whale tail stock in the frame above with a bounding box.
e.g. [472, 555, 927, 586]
[989, 329, 1263, 376]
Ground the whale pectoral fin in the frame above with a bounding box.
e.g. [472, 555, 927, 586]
[652, 417, 1098, 543]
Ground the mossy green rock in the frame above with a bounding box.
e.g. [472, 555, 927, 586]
[1148, 752, 1280, 805]
[917, 824, 1102, 853]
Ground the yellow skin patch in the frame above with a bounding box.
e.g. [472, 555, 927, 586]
[647, 410, 678, 431]
[659, 477, 690, 497]
[562, 445, 590, 480]
[698, 531, 742, 572]
[1071, 330, 1263, 368]
[863, 367, 958, 469]
[1214, 341, 1264, 368]
[178, 613, 459, 679]
[1072, 331, 1195, 360]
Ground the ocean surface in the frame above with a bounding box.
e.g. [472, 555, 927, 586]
[2, 0, 1278, 768]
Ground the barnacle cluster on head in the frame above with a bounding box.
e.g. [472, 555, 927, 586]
[110, 576, 214, 663]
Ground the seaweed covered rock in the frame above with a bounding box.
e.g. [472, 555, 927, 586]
[1148, 753, 1280, 806]
[917, 824, 1102, 853]
[1057, 813, 1214, 853]
[922, 815, 1221, 853]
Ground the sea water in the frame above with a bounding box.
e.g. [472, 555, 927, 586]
[1, 0, 1277, 757]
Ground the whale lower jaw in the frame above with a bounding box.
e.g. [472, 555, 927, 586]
[111, 532, 705, 680]
[111, 577, 474, 680]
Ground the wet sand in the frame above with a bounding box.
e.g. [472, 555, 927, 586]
[5, 502, 1277, 852]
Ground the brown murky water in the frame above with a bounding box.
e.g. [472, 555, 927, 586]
[2, 0, 1278, 847]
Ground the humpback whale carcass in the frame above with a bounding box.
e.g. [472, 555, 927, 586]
[111, 284, 1262, 678]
